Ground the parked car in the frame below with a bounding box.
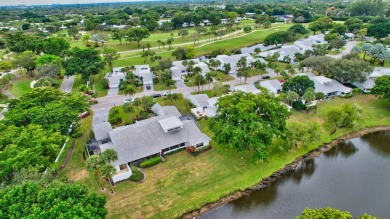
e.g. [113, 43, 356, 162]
[124, 98, 133, 103]
[163, 90, 172, 96]
[262, 75, 271, 79]
[146, 84, 151, 90]
[150, 93, 162, 98]
[78, 111, 90, 119]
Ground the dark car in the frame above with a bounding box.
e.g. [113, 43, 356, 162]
[150, 93, 162, 98]
[262, 75, 271, 79]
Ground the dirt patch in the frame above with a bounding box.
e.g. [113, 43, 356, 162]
[181, 126, 390, 219]
[67, 169, 88, 181]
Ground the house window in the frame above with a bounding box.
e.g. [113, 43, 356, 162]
[180, 142, 185, 147]
[162, 148, 169, 153]
[119, 164, 127, 170]
[196, 143, 204, 148]
[101, 139, 109, 144]
[170, 144, 180, 150]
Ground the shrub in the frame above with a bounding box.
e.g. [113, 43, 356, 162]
[184, 79, 189, 82]
[292, 100, 307, 110]
[140, 156, 162, 168]
[187, 146, 196, 153]
[129, 167, 144, 182]
[108, 116, 122, 125]
[100, 78, 109, 89]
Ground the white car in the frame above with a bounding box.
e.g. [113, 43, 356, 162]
[163, 91, 172, 96]
[124, 98, 133, 103]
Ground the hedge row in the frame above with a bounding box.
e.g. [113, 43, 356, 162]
[139, 156, 162, 168]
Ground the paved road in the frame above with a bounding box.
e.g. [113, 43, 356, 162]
[326, 40, 359, 59]
[60, 76, 75, 93]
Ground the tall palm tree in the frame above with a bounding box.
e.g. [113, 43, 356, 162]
[237, 57, 247, 71]
[181, 60, 188, 71]
[123, 85, 136, 98]
[125, 72, 137, 85]
[205, 72, 214, 89]
[161, 41, 167, 49]
[101, 164, 116, 194]
[195, 74, 206, 93]
[193, 66, 203, 75]
[303, 87, 315, 105]
[275, 68, 281, 77]
[86, 155, 105, 191]
[130, 65, 136, 73]
[254, 48, 261, 57]
[157, 40, 162, 49]
[242, 69, 250, 84]
[286, 90, 299, 106]
[223, 63, 231, 74]
[146, 43, 151, 51]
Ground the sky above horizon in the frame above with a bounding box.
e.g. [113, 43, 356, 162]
[0, 0, 150, 6]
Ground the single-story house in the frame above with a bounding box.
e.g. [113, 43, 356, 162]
[233, 84, 261, 94]
[134, 65, 153, 85]
[97, 105, 210, 184]
[352, 67, 390, 93]
[186, 94, 218, 118]
[259, 79, 283, 95]
[245, 13, 256, 18]
[171, 59, 210, 81]
[215, 53, 255, 74]
[297, 73, 352, 97]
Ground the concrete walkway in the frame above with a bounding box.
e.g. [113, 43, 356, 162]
[326, 41, 359, 59]
[60, 76, 75, 93]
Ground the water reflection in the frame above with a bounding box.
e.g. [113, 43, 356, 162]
[361, 131, 390, 156]
[201, 131, 390, 219]
[324, 140, 358, 158]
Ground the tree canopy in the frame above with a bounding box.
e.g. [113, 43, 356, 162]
[210, 91, 289, 160]
[63, 47, 105, 81]
[295, 207, 379, 219]
[371, 76, 390, 102]
[282, 75, 314, 96]
[0, 179, 107, 219]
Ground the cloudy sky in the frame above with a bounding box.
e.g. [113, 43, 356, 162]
[0, 0, 150, 6]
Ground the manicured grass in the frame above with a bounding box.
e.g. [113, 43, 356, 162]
[359, 53, 390, 67]
[108, 105, 139, 127]
[213, 71, 235, 82]
[327, 50, 341, 55]
[153, 81, 176, 91]
[71, 75, 84, 93]
[155, 94, 193, 115]
[62, 92, 390, 217]
[248, 69, 267, 77]
[72, 74, 109, 97]
[11, 80, 33, 97]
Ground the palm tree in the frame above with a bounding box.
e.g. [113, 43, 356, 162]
[223, 63, 231, 74]
[167, 38, 174, 50]
[288, 68, 296, 76]
[146, 43, 151, 51]
[125, 72, 137, 85]
[130, 65, 136, 73]
[195, 74, 206, 93]
[275, 68, 281, 77]
[254, 48, 261, 57]
[123, 85, 136, 98]
[101, 149, 118, 163]
[242, 69, 250, 84]
[237, 57, 247, 71]
[157, 40, 162, 49]
[193, 66, 203, 75]
[181, 60, 188, 71]
[303, 88, 315, 105]
[86, 155, 105, 191]
[205, 72, 214, 89]
[161, 41, 167, 49]
[101, 164, 116, 194]
[286, 90, 299, 106]
[133, 98, 142, 118]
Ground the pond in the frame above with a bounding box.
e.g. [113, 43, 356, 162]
[201, 131, 390, 218]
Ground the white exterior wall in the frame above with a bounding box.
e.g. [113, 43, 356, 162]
[112, 163, 132, 184]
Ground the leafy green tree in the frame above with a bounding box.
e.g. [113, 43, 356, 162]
[63, 47, 105, 82]
[288, 24, 309, 35]
[13, 50, 37, 77]
[112, 29, 126, 44]
[309, 17, 333, 34]
[210, 91, 289, 160]
[327, 104, 362, 134]
[5, 32, 41, 53]
[178, 29, 189, 39]
[0, 180, 107, 218]
[101, 164, 116, 194]
[165, 79, 176, 91]
[102, 48, 120, 73]
[141, 96, 155, 112]
[367, 22, 390, 40]
[331, 23, 347, 35]
[127, 27, 150, 47]
[344, 17, 363, 32]
[223, 63, 231, 74]
[35, 63, 60, 80]
[39, 37, 70, 57]
[282, 75, 314, 96]
[371, 75, 390, 102]
[295, 207, 352, 219]
[35, 54, 60, 67]
[68, 27, 79, 40]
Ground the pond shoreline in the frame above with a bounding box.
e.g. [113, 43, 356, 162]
[181, 126, 390, 219]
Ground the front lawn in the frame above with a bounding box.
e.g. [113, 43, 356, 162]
[155, 94, 193, 115]
[108, 105, 139, 127]
[72, 74, 109, 97]
[0, 94, 8, 104]
[11, 80, 33, 97]
[212, 71, 235, 82]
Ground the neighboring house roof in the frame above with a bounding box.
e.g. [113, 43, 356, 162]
[187, 94, 210, 107]
[100, 115, 210, 166]
[241, 44, 275, 54]
[353, 78, 375, 90]
[216, 53, 255, 66]
[234, 84, 261, 94]
[194, 62, 211, 75]
[92, 122, 113, 141]
[259, 80, 282, 94]
[152, 104, 182, 118]
[312, 76, 352, 94]
[171, 67, 182, 80]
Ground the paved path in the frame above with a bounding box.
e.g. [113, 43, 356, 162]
[326, 40, 359, 59]
[0, 104, 8, 121]
[60, 76, 75, 93]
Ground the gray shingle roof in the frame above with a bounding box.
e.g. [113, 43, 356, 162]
[187, 94, 210, 107]
[234, 84, 261, 94]
[92, 122, 113, 141]
[151, 104, 182, 118]
[100, 115, 210, 166]
[259, 80, 282, 94]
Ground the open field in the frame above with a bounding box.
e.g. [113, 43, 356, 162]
[11, 78, 32, 97]
[63, 94, 390, 219]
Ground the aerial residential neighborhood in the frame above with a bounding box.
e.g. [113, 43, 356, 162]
[0, 0, 390, 219]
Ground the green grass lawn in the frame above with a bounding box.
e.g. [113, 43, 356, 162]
[63, 95, 390, 219]
[359, 53, 390, 67]
[213, 71, 235, 82]
[155, 94, 193, 115]
[327, 50, 341, 55]
[71, 74, 109, 97]
[108, 105, 139, 127]
[11, 80, 33, 97]
[190, 89, 223, 98]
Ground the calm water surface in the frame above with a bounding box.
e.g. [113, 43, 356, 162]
[201, 131, 390, 219]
